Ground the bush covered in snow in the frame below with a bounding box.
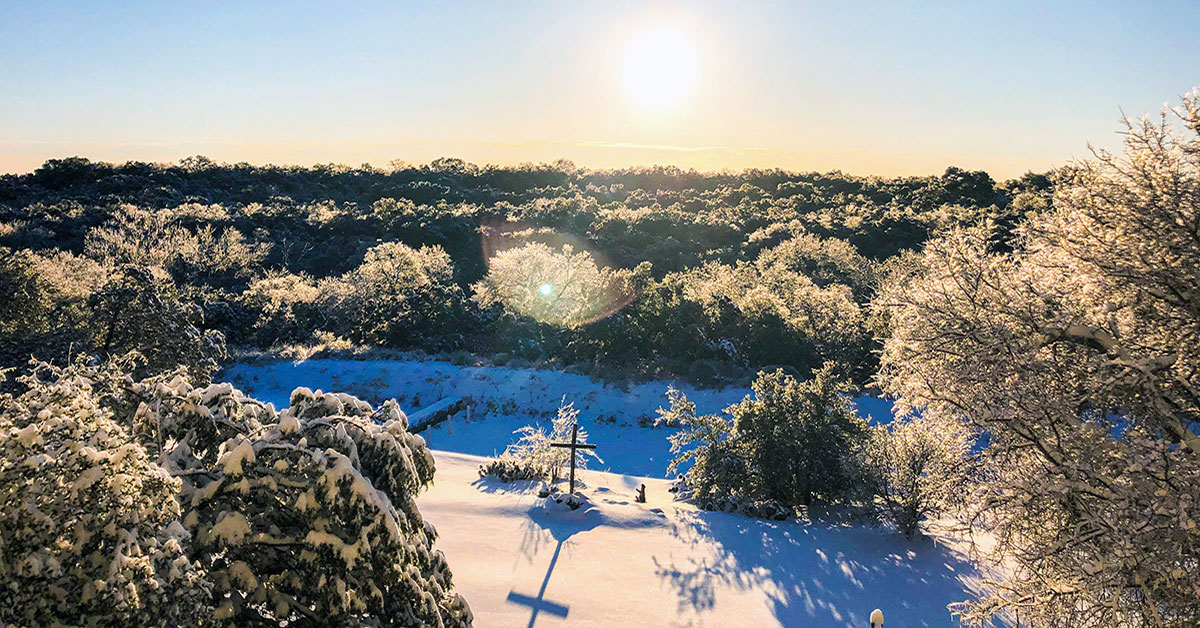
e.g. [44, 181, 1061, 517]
[0, 359, 472, 627]
[860, 415, 973, 538]
[480, 403, 600, 485]
[0, 359, 212, 626]
[660, 364, 869, 517]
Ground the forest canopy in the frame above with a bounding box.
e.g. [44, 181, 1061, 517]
[0, 157, 1048, 388]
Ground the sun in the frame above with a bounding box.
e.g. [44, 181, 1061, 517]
[623, 29, 697, 109]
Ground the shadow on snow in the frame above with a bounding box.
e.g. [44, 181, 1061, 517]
[652, 509, 1003, 627]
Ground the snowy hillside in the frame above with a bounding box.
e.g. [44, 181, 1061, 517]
[222, 358, 897, 477]
[420, 450, 994, 627]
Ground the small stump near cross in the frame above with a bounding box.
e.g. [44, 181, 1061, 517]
[550, 422, 596, 495]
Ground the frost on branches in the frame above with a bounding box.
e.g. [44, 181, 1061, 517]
[861, 415, 972, 539]
[0, 358, 472, 627]
[472, 242, 632, 329]
[480, 402, 601, 484]
[878, 92, 1200, 626]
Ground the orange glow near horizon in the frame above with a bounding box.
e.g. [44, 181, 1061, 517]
[1, 3, 1193, 180]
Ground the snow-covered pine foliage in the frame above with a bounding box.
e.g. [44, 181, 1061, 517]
[0, 359, 472, 627]
[878, 92, 1200, 626]
[658, 364, 869, 517]
[0, 359, 211, 626]
[481, 402, 600, 484]
[861, 415, 972, 538]
[138, 381, 472, 626]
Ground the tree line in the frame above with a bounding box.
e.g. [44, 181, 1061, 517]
[0, 155, 1049, 389]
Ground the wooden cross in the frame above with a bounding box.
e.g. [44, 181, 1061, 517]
[550, 423, 596, 495]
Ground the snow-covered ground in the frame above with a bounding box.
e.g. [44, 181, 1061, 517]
[221, 358, 996, 626]
[420, 450, 992, 627]
[222, 358, 897, 478]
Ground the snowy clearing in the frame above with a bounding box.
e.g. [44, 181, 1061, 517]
[222, 358, 897, 478]
[220, 358, 998, 625]
[420, 450, 994, 627]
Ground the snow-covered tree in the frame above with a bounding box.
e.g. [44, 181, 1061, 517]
[861, 415, 972, 538]
[658, 386, 732, 478]
[877, 92, 1200, 626]
[730, 365, 868, 507]
[659, 365, 869, 514]
[482, 403, 600, 484]
[134, 379, 473, 627]
[0, 360, 211, 627]
[0, 359, 473, 627]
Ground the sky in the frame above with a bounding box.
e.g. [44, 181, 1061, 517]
[1, 1, 1198, 179]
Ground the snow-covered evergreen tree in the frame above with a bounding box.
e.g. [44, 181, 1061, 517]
[878, 92, 1200, 626]
[0, 359, 473, 627]
[0, 360, 212, 626]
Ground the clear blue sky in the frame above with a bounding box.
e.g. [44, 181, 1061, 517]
[2, 0, 1197, 177]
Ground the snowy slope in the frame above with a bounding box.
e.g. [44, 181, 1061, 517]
[420, 450, 994, 628]
[222, 358, 897, 478]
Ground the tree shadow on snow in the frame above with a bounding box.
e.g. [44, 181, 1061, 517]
[470, 475, 543, 495]
[653, 510, 1006, 627]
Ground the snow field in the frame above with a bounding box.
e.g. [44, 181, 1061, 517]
[222, 358, 896, 478]
[421, 451, 992, 627]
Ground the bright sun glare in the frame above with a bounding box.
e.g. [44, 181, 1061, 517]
[623, 29, 697, 109]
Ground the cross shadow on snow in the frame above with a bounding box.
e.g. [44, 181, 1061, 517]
[506, 539, 571, 628]
[506, 495, 608, 628]
[652, 510, 1005, 628]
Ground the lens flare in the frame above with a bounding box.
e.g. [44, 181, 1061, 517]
[478, 223, 635, 328]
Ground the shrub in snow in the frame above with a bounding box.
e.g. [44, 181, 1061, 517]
[0, 360, 211, 626]
[660, 364, 869, 516]
[325, 241, 470, 350]
[657, 388, 746, 510]
[477, 457, 544, 483]
[481, 403, 600, 485]
[0, 359, 472, 627]
[861, 416, 972, 538]
[877, 93, 1200, 626]
[140, 381, 472, 626]
[731, 364, 868, 506]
